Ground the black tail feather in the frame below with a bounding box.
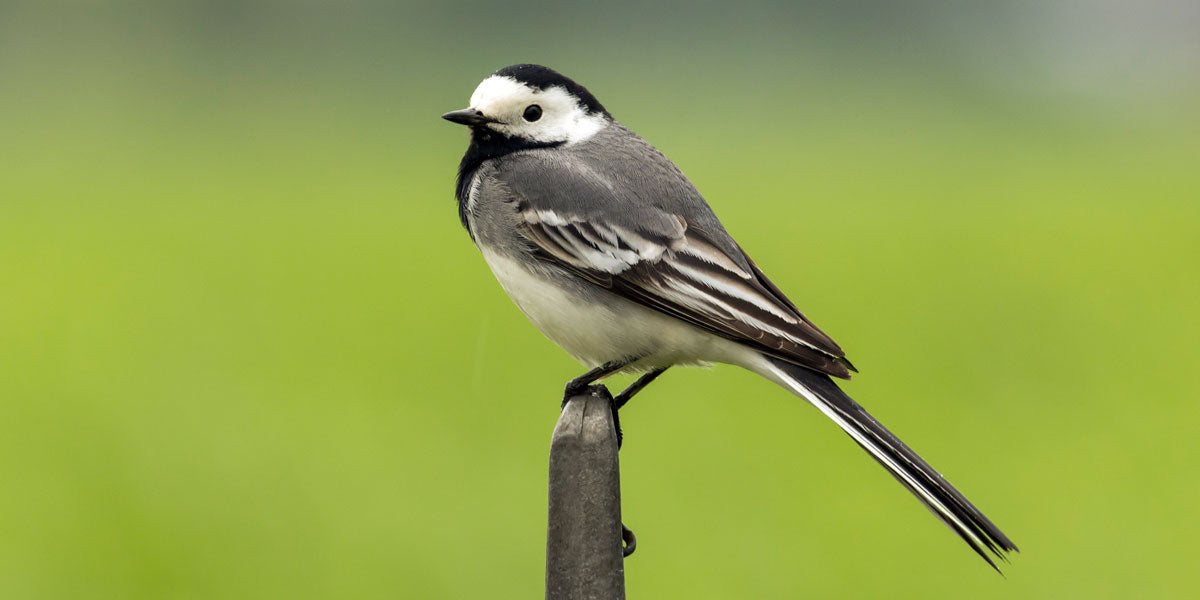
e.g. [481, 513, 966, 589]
[767, 357, 1017, 571]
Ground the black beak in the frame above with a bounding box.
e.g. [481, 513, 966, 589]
[441, 108, 496, 126]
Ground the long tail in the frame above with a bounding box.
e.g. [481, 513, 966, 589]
[760, 356, 1018, 570]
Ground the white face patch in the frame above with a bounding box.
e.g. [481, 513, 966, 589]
[468, 76, 607, 145]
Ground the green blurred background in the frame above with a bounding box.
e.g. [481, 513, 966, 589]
[2, 1, 1198, 598]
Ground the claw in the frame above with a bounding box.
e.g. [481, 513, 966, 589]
[622, 523, 637, 557]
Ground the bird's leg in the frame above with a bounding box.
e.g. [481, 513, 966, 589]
[561, 360, 629, 408]
[611, 367, 667, 559]
[610, 368, 668, 449]
[613, 368, 668, 411]
[560, 361, 663, 559]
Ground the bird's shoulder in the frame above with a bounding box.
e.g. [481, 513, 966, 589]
[483, 122, 748, 254]
[489, 124, 691, 206]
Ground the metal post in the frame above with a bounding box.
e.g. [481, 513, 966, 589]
[546, 389, 626, 600]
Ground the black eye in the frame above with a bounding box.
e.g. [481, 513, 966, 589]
[522, 104, 542, 122]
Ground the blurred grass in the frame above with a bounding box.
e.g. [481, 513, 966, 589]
[2, 2, 1200, 598]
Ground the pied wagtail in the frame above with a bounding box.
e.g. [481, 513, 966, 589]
[443, 64, 1017, 569]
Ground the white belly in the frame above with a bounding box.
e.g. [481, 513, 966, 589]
[479, 248, 757, 371]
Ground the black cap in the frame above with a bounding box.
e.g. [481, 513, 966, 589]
[492, 64, 608, 116]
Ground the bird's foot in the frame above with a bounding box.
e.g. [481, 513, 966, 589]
[561, 383, 612, 410]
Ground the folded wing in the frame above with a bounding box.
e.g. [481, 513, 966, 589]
[515, 201, 854, 378]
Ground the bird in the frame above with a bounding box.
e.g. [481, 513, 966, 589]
[442, 63, 1017, 569]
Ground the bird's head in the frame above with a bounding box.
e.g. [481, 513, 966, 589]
[442, 64, 610, 146]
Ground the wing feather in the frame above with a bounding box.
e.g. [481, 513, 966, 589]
[514, 206, 852, 378]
